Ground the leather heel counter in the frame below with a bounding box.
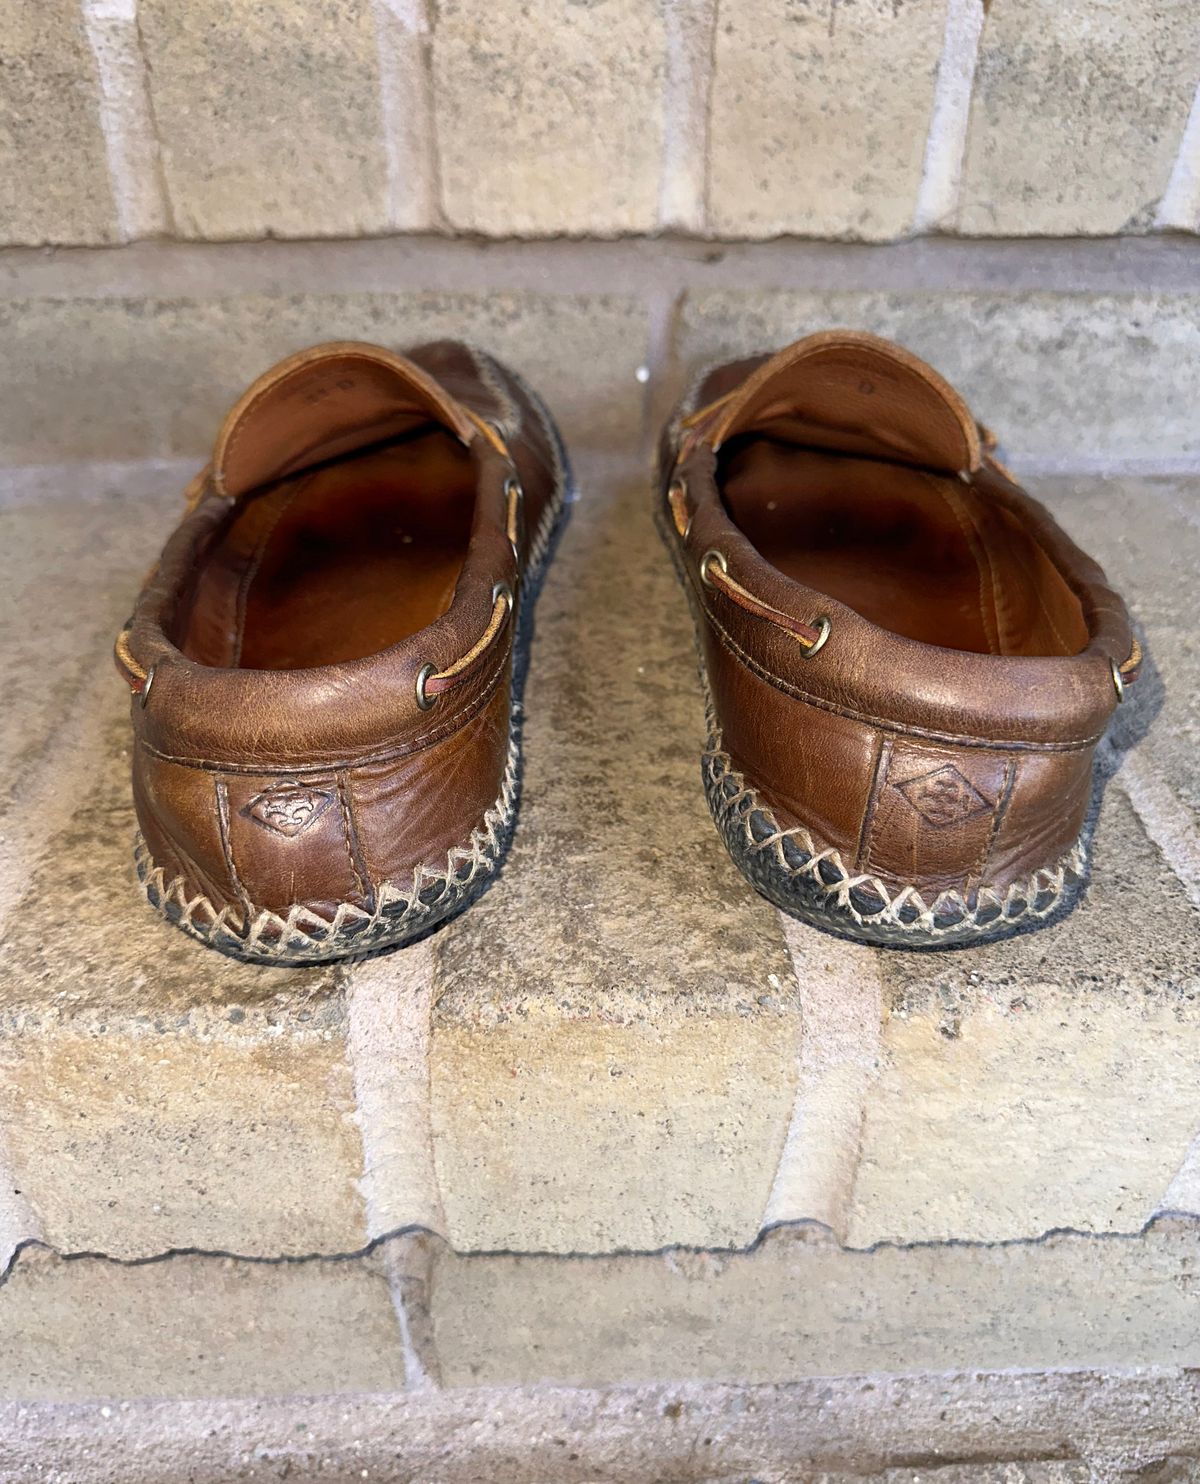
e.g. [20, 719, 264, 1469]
[702, 621, 1095, 902]
[702, 628, 879, 859]
[349, 679, 513, 890]
[134, 745, 373, 920]
[859, 739, 1014, 896]
[860, 738, 1094, 897]
[986, 747, 1095, 890]
[217, 771, 372, 918]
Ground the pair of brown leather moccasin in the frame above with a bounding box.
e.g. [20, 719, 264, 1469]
[116, 332, 1143, 964]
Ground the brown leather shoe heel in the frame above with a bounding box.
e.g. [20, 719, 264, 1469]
[115, 341, 570, 964]
[657, 330, 1143, 948]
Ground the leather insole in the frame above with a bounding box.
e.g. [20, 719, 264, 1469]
[178, 428, 475, 670]
[718, 438, 1088, 657]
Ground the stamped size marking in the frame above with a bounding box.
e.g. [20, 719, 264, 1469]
[897, 765, 991, 828]
[243, 782, 334, 837]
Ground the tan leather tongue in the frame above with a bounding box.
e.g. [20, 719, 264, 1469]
[211, 341, 482, 498]
[709, 329, 982, 476]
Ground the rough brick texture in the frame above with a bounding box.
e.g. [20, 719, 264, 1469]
[0, 0, 118, 245]
[707, 0, 946, 239]
[956, 0, 1200, 236]
[137, 0, 392, 240]
[3, 0, 1200, 244]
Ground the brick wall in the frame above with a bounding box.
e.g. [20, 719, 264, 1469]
[3, 0, 1199, 247]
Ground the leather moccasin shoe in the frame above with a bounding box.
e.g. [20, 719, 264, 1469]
[116, 341, 569, 964]
[657, 330, 1143, 948]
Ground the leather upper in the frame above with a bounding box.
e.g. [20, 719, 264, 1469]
[659, 330, 1141, 902]
[118, 340, 560, 930]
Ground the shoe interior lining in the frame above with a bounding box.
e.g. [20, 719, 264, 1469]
[717, 432, 1089, 657]
[174, 426, 475, 670]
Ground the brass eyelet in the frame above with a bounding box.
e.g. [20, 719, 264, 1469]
[800, 616, 832, 660]
[415, 661, 437, 711]
[699, 549, 727, 587]
[492, 580, 514, 613]
[1111, 657, 1126, 703]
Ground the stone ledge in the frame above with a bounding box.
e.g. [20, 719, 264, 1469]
[838, 476, 1199, 1247]
[0, 291, 647, 465]
[1049, 476, 1200, 835]
[5, 1217, 1200, 1402]
[430, 1218, 1200, 1388]
[2, 1307, 1200, 1478]
[2, 445, 1200, 1466]
[3, 280, 1197, 470]
[0, 1244, 409, 1402]
[424, 458, 798, 1253]
[676, 291, 1200, 466]
[849, 788, 1200, 1246]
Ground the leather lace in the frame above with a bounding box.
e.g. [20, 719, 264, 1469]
[419, 584, 513, 705]
[702, 555, 826, 650]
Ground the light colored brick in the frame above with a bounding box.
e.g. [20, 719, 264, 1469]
[0, 648, 366, 1257]
[432, 0, 665, 235]
[431, 1012, 798, 1254]
[0, 0, 118, 245]
[707, 0, 946, 240]
[0, 291, 646, 463]
[676, 290, 1200, 464]
[846, 795, 1200, 1247]
[138, 0, 390, 240]
[0, 999, 366, 1261]
[957, 0, 1200, 236]
[0, 486, 174, 823]
[427, 457, 798, 1252]
[431, 1218, 1200, 1385]
[0, 1245, 406, 1401]
[1049, 476, 1200, 831]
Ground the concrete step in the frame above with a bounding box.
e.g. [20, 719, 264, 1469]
[5, 1218, 1200, 1402]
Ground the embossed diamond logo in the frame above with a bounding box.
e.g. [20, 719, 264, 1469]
[897, 765, 991, 828]
[243, 782, 333, 838]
